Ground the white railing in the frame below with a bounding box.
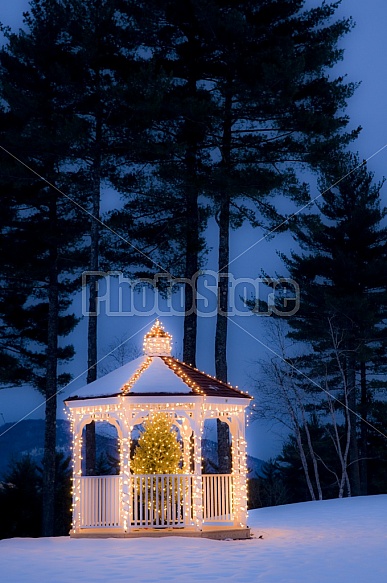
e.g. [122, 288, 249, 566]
[79, 475, 120, 528]
[202, 474, 233, 523]
[76, 473, 234, 530]
[130, 474, 193, 528]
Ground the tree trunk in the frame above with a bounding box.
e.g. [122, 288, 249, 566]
[42, 197, 59, 537]
[215, 199, 231, 471]
[215, 82, 232, 383]
[283, 378, 318, 500]
[347, 355, 361, 496]
[328, 322, 353, 498]
[217, 418, 231, 474]
[297, 407, 323, 500]
[182, 66, 199, 367]
[359, 361, 368, 495]
[215, 83, 232, 473]
[294, 425, 316, 501]
[182, 186, 199, 366]
[85, 137, 101, 476]
[215, 193, 230, 382]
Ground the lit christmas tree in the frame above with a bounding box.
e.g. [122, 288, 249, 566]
[131, 412, 182, 474]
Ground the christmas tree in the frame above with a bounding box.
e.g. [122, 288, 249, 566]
[131, 412, 182, 474]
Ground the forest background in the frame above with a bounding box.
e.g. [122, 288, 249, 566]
[2, 2, 384, 536]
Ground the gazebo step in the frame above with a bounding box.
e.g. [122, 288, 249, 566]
[70, 526, 251, 540]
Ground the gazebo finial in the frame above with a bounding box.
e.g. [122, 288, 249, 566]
[143, 319, 172, 356]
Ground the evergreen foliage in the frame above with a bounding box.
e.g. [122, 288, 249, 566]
[0, 456, 42, 538]
[0, 0, 85, 535]
[248, 459, 289, 509]
[0, 0, 369, 529]
[0, 453, 71, 539]
[279, 153, 387, 496]
[131, 413, 183, 475]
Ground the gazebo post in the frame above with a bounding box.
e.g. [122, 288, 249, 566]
[230, 413, 248, 528]
[71, 416, 84, 534]
[180, 418, 192, 473]
[192, 412, 203, 531]
[120, 426, 131, 532]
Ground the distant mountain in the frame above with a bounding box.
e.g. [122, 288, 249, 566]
[0, 419, 72, 479]
[201, 437, 265, 478]
[0, 419, 265, 479]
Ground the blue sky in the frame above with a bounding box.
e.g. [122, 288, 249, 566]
[1, 0, 386, 460]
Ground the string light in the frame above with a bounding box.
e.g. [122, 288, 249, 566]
[64, 321, 251, 537]
[143, 319, 172, 356]
[121, 357, 152, 394]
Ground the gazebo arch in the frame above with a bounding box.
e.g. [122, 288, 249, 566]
[65, 320, 252, 539]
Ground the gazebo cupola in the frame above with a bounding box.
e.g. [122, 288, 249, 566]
[65, 320, 252, 540]
[143, 319, 172, 356]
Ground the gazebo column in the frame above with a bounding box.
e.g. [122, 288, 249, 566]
[120, 423, 131, 532]
[71, 416, 85, 533]
[191, 413, 203, 531]
[230, 413, 248, 528]
[179, 419, 193, 473]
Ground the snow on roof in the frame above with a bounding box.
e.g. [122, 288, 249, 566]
[67, 355, 148, 399]
[66, 355, 251, 401]
[66, 322, 250, 402]
[67, 355, 191, 400]
[128, 356, 191, 394]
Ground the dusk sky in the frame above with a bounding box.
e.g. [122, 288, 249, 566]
[1, 0, 387, 460]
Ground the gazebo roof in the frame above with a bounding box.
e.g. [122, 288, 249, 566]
[66, 321, 251, 403]
[66, 354, 251, 401]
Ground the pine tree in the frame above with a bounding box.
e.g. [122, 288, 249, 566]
[105, 0, 214, 367]
[131, 413, 182, 475]
[0, 0, 83, 535]
[0, 456, 42, 538]
[204, 0, 358, 384]
[102, 0, 358, 473]
[63, 0, 148, 476]
[282, 153, 387, 495]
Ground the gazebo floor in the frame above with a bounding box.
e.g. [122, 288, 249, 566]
[70, 526, 251, 540]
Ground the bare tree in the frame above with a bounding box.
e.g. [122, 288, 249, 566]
[325, 317, 354, 497]
[253, 320, 323, 501]
[100, 336, 142, 376]
[253, 316, 363, 500]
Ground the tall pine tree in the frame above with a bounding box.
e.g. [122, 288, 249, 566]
[282, 153, 387, 495]
[0, 0, 83, 534]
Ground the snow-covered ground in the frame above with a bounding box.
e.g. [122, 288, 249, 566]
[1, 495, 386, 582]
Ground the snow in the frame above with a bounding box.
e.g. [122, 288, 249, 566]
[67, 356, 190, 399]
[1, 495, 386, 582]
[67, 355, 147, 398]
[130, 357, 190, 394]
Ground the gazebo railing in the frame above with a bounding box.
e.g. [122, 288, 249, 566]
[78, 475, 121, 528]
[129, 474, 194, 528]
[76, 473, 234, 529]
[202, 474, 233, 523]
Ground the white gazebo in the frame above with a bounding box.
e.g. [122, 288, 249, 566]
[65, 320, 252, 539]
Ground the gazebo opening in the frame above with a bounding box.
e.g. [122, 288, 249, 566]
[81, 421, 119, 476]
[202, 418, 232, 475]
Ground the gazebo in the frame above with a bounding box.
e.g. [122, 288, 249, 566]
[65, 320, 252, 539]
